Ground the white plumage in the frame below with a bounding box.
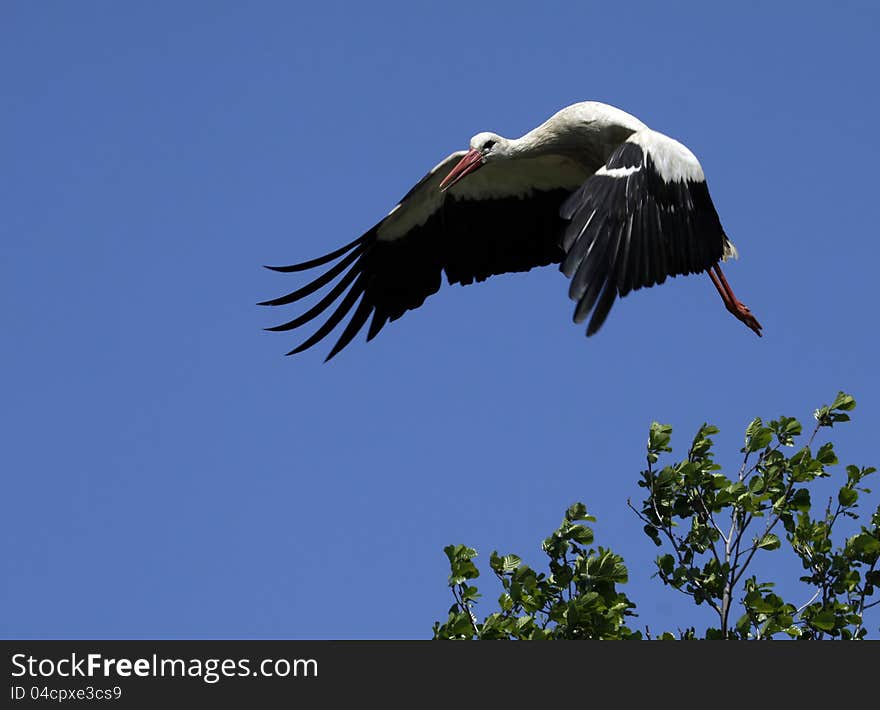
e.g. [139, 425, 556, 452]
[261, 101, 762, 359]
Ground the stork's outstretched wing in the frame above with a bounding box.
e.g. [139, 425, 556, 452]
[559, 129, 736, 336]
[261, 152, 587, 359]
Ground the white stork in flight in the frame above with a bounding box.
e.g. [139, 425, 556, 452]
[261, 101, 762, 360]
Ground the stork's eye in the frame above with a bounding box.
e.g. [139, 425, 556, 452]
[481, 140, 496, 153]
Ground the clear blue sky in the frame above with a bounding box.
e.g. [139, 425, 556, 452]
[3, 1, 878, 639]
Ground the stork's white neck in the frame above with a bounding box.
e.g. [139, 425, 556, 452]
[491, 101, 650, 173]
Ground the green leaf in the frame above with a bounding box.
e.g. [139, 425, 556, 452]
[772, 416, 802, 446]
[452, 613, 477, 637]
[809, 610, 837, 632]
[815, 392, 856, 428]
[461, 585, 481, 602]
[643, 525, 662, 546]
[500, 554, 522, 573]
[444, 544, 480, 584]
[568, 524, 594, 545]
[710, 473, 730, 489]
[784, 417, 803, 436]
[745, 417, 763, 446]
[831, 392, 856, 412]
[746, 427, 773, 453]
[498, 593, 513, 612]
[757, 533, 781, 550]
[744, 590, 777, 613]
[816, 443, 838, 466]
[648, 422, 673, 463]
[792, 488, 812, 512]
[566, 502, 595, 522]
[848, 533, 880, 559]
[838, 487, 858, 507]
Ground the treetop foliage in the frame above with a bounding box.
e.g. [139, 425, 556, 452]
[433, 392, 878, 640]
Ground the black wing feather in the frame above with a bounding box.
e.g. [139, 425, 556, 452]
[262, 183, 570, 359]
[257, 245, 365, 307]
[263, 234, 368, 273]
[559, 136, 728, 336]
[264, 264, 361, 332]
[286, 273, 368, 356]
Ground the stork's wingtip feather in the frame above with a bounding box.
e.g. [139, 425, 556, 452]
[285, 339, 314, 356]
[323, 345, 344, 362]
[264, 263, 306, 273]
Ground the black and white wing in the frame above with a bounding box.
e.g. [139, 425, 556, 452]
[261, 152, 588, 360]
[559, 129, 737, 336]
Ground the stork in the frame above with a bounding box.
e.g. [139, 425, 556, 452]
[260, 101, 762, 360]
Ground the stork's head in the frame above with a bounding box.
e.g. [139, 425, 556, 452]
[439, 132, 505, 191]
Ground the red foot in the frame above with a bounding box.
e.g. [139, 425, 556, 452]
[726, 300, 763, 337]
[709, 265, 763, 338]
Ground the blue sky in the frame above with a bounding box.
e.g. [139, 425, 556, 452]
[3, 1, 878, 639]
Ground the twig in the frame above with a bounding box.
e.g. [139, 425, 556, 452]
[695, 486, 729, 544]
[796, 589, 821, 614]
[853, 558, 879, 636]
[627, 499, 722, 615]
[731, 512, 786, 589]
[452, 584, 479, 637]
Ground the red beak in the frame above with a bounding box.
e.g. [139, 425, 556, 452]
[439, 149, 485, 191]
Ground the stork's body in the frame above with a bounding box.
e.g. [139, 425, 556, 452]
[261, 101, 761, 359]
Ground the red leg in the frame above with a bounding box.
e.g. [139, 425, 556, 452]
[708, 264, 763, 337]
